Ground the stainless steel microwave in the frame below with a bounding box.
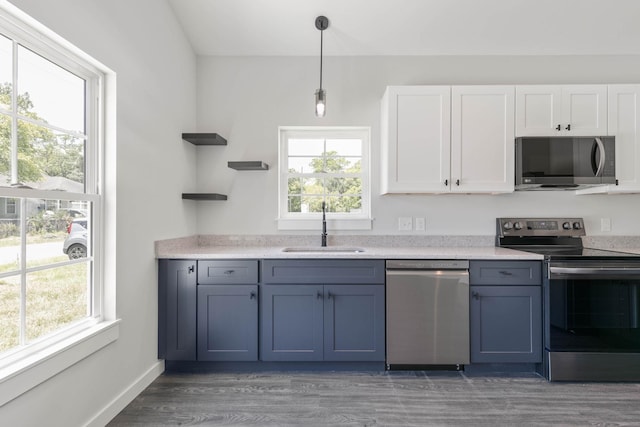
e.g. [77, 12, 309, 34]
[515, 136, 616, 190]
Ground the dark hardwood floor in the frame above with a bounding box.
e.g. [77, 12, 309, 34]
[108, 370, 640, 426]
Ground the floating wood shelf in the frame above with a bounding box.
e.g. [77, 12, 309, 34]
[182, 193, 228, 201]
[182, 133, 227, 146]
[227, 161, 269, 171]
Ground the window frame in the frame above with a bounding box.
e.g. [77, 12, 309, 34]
[278, 126, 372, 230]
[0, 3, 116, 406]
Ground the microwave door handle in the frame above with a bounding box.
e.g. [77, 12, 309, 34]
[593, 137, 606, 177]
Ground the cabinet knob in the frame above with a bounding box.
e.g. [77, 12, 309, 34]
[317, 291, 323, 299]
[444, 179, 449, 186]
[555, 124, 562, 131]
[565, 124, 571, 131]
[250, 291, 256, 299]
[327, 291, 332, 299]
[456, 179, 460, 186]
[472, 291, 480, 300]
[188, 265, 195, 274]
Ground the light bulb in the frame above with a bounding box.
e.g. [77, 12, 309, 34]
[315, 89, 326, 117]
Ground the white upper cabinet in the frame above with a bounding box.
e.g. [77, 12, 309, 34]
[516, 85, 607, 136]
[578, 85, 640, 194]
[451, 86, 515, 193]
[381, 85, 514, 194]
[381, 86, 451, 193]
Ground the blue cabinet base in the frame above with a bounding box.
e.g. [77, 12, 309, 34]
[165, 361, 386, 373]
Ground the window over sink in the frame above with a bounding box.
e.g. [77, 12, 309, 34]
[278, 127, 371, 230]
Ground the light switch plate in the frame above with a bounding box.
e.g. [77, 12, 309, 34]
[398, 217, 413, 231]
[415, 217, 426, 231]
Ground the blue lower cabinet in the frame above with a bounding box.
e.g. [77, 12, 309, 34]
[158, 260, 197, 361]
[470, 285, 542, 363]
[260, 285, 324, 361]
[324, 285, 385, 362]
[197, 285, 259, 361]
[260, 284, 385, 362]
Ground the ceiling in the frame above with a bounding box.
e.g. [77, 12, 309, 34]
[168, 0, 640, 57]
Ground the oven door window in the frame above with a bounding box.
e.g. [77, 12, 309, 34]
[549, 278, 640, 352]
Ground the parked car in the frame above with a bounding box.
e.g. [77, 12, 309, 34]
[63, 218, 88, 259]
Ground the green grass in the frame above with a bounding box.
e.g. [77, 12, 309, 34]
[0, 232, 67, 247]
[0, 260, 88, 353]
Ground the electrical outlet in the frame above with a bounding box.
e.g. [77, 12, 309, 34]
[601, 218, 611, 232]
[398, 217, 413, 231]
[415, 217, 426, 232]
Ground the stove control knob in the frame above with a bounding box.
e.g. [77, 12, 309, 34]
[562, 222, 572, 230]
[513, 222, 523, 230]
[503, 222, 513, 230]
[573, 222, 582, 230]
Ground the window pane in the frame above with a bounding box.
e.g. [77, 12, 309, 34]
[0, 197, 21, 275]
[0, 34, 11, 111]
[26, 262, 89, 342]
[288, 139, 323, 156]
[327, 195, 362, 213]
[15, 119, 85, 189]
[326, 139, 362, 156]
[17, 45, 85, 133]
[0, 275, 20, 352]
[26, 199, 89, 268]
[288, 156, 321, 174]
[324, 156, 361, 173]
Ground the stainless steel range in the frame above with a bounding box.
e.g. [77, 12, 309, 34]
[496, 217, 640, 381]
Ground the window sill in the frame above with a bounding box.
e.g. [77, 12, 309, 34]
[0, 319, 120, 407]
[277, 217, 372, 231]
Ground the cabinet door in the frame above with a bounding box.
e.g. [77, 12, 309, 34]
[197, 285, 258, 361]
[260, 285, 324, 361]
[158, 260, 197, 361]
[607, 85, 640, 192]
[323, 285, 385, 362]
[470, 285, 542, 363]
[451, 86, 515, 193]
[516, 85, 607, 136]
[561, 85, 608, 136]
[381, 86, 451, 193]
[515, 86, 562, 136]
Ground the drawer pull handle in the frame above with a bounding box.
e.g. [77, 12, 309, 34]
[499, 271, 513, 276]
[224, 270, 235, 275]
[472, 291, 480, 300]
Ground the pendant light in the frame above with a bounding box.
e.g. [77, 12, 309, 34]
[314, 16, 329, 117]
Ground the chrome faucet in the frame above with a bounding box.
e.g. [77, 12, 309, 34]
[321, 201, 327, 247]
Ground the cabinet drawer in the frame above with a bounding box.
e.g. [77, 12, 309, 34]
[198, 260, 259, 284]
[262, 260, 385, 284]
[469, 261, 541, 285]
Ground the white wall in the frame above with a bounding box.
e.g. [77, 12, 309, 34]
[195, 55, 640, 236]
[1, 1, 197, 425]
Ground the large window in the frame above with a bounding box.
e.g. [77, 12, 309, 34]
[0, 12, 103, 362]
[278, 127, 371, 230]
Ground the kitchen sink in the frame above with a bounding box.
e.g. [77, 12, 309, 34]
[282, 247, 366, 253]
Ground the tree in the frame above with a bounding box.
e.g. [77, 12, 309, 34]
[0, 82, 84, 184]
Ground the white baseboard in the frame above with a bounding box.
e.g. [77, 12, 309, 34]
[85, 360, 165, 427]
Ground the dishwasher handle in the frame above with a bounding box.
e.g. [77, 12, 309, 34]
[386, 260, 469, 270]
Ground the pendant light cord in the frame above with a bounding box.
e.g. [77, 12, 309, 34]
[319, 28, 323, 91]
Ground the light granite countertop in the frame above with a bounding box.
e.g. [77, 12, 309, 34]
[155, 235, 544, 260]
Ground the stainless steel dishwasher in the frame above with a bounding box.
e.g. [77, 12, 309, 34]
[386, 260, 470, 368]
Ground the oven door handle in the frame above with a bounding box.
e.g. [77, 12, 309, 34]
[550, 266, 640, 276]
